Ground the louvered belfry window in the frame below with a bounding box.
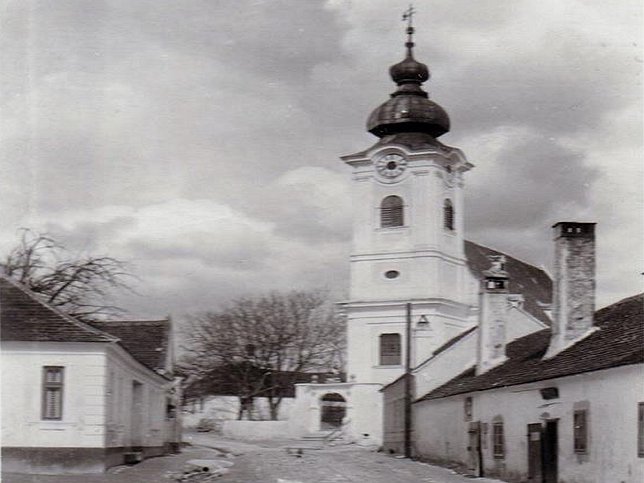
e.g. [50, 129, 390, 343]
[381, 196, 404, 228]
[42, 366, 64, 420]
[444, 199, 455, 231]
[379, 333, 401, 365]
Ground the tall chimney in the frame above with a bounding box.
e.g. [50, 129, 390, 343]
[476, 255, 510, 375]
[545, 222, 596, 359]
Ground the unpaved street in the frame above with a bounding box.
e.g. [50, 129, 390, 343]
[3, 433, 504, 483]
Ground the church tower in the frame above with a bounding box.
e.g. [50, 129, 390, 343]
[341, 17, 474, 386]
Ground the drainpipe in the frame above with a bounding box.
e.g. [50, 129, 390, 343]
[404, 302, 412, 458]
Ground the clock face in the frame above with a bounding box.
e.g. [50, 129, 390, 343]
[376, 153, 407, 178]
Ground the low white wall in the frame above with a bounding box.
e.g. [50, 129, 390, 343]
[182, 396, 295, 427]
[221, 420, 292, 440]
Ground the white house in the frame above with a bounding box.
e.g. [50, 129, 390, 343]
[382, 222, 644, 482]
[0, 276, 181, 474]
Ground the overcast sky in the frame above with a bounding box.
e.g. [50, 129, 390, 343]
[1, 0, 642, 319]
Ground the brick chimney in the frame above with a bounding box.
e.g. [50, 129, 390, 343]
[476, 255, 510, 375]
[545, 222, 597, 359]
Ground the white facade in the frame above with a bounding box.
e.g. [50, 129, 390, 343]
[413, 305, 546, 400]
[289, 383, 383, 443]
[1, 340, 177, 473]
[413, 364, 644, 483]
[342, 143, 475, 386]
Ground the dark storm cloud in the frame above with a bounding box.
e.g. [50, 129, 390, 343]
[466, 135, 599, 233]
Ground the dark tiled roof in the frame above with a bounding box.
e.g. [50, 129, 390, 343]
[464, 240, 552, 324]
[0, 277, 116, 343]
[418, 293, 644, 401]
[88, 319, 171, 373]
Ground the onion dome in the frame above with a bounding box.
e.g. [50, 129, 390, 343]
[367, 24, 450, 138]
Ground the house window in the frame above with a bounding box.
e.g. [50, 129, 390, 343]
[443, 199, 454, 231]
[638, 402, 644, 457]
[379, 333, 401, 365]
[464, 397, 473, 421]
[573, 409, 588, 454]
[42, 366, 64, 420]
[492, 419, 505, 458]
[381, 196, 404, 228]
[166, 398, 176, 420]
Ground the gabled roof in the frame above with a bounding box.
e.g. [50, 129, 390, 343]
[464, 240, 552, 324]
[88, 319, 171, 373]
[1, 276, 172, 378]
[417, 293, 644, 402]
[0, 277, 117, 343]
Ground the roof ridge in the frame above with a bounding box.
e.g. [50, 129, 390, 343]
[0, 275, 119, 343]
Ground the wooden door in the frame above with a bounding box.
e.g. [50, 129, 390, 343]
[542, 420, 558, 483]
[527, 423, 543, 482]
[467, 421, 483, 477]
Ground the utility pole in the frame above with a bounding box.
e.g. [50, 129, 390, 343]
[404, 302, 412, 458]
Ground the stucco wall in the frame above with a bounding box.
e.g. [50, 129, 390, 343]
[382, 375, 408, 453]
[290, 383, 383, 444]
[1, 341, 176, 473]
[221, 420, 292, 440]
[104, 345, 172, 451]
[182, 395, 295, 427]
[1, 341, 108, 449]
[413, 364, 644, 483]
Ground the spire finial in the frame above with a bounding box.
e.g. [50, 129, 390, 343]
[401, 4, 416, 57]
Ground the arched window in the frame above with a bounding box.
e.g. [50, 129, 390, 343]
[379, 333, 401, 365]
[443, 199, 455, 231]
[381, 196, 404, 228]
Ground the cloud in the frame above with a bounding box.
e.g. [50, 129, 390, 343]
[0, 0, 640, 316]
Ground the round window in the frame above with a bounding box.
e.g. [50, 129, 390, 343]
[384, 270, 400, 279]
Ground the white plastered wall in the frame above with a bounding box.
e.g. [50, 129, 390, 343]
[104, 344, 171, 449]
[413, 364, 644, 483]
[1, 341, 108, 448]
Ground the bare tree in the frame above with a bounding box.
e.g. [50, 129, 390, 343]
[1, 229, 132, 320]
[182, 290, 346, 420]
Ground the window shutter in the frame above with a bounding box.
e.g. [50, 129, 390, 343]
[381, 196, 404, 228]
[379, 333, 401, 365]
[444, 199, 454, 231]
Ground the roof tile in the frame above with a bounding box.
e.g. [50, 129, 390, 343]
[418, 293, 644, 401]
[0, 277, 115, 343]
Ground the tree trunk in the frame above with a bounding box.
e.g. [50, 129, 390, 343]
[268, 396, 281, 420]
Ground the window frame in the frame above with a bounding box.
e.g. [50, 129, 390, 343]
[638, 402, 644, 458]
[443, 199, 455, 231]
[492, 419, 505, 459]
[380, 195, 404, 228]
[42, 366, 64, 420]
[573, 409, 588, 454]
[464, 396, 473, 422]
[379, 333, 402, 366]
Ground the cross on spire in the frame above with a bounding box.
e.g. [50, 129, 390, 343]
[402, 4, 415, 30]
[401, 4, 416, 57]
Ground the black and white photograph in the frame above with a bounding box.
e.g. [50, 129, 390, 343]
[1, 1, 642, 482]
